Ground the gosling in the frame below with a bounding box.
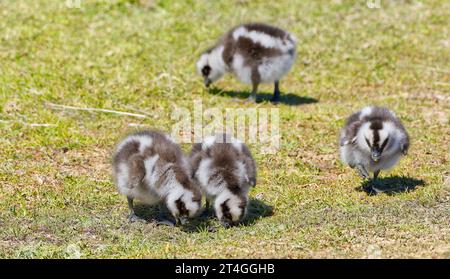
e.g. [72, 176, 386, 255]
[189, 134, 256, 226]
[340, 106, 410, 179]
[112, 130, 202, 225]
[196, 23, 297, 102]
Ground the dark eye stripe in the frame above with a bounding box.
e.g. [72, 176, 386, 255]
[221, 199, 232, 220]
[202, 65, 211, 76]
[380, 137, 389, 152]
[175, 197, 188, 216]
[365, 138, 371, 148]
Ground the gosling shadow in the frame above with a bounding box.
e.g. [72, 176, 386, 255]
[180, 198, 274, 233]
[132, 203, 176, 225]
[357, 176, 425, 196]
[241, 198, 274, 226]
[208, 87, 317, 106]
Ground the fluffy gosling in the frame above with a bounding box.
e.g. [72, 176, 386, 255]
[196, 23, 296, 102]
[340, 106, 410, 179]
[189, 134, 256, 226]
[112, 130, 202, 225]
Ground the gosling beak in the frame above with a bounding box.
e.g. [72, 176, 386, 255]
[220, 220, 231, 228]
[204, 79, 211, 88]
[176, 216, 188, 226]
[371, 151, 381, 162]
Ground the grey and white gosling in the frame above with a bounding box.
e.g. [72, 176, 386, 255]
[339, 106, 410, 179]
[196, 23, 296, 102]
[112, 130, 202, 225]
[189, 134, 256, 226]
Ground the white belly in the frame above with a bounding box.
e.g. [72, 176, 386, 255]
[258, 54, 295, 83]
[231, 54, 253, 84]
[231, 52, 295, 85]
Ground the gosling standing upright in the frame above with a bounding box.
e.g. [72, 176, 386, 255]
[196, 23, 297, 102]
[339, 106, 409, 179]
[189, 134, 257, 226]
[112, 130, 202, 225]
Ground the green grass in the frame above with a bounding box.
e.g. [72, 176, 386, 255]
[0, 0, 449, 258]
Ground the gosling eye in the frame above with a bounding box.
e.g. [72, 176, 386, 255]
[201, 65, 211, 77]
[365, 137, 371, 148]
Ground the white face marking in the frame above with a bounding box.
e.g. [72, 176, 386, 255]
[165, 185, 184, 217]
[165, 185, 200, 218]
[358, 121, 397, 155]
[378, 122, 398, 155]
[181, 191, 200, 217]
[228, 195, 246, 222]
[378, 128, 389, 146]
[214, 191, 246, 222]
[197, 46, 227, 84]
[357, 123, 372, 153]
[196, 54, 209, 75]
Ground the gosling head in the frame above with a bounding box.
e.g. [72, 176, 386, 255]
[196, 46, 226, 88]
[357, 120, 396, 162]
[214, 194, 247, 227]
[166, 189, 201, 225]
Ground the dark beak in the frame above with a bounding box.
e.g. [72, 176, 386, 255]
[175, 216, 188, 226]
[220, 220, 232, 228]
[204, 79, 211, 88]
[371, 150, 381, 162]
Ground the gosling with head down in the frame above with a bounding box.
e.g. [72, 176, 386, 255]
[112, 130, 202, 225]
[189, 134, 256, 226]
[196, 23, 296, 102]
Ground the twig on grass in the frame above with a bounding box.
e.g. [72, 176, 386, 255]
[123, 105, 153, 117]
[127, 123, 148, 127]
[46, 102, 147, 118]
[0, 119, 56, 127]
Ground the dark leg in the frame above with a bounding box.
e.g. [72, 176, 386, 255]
[270, 81, 280, 103]
[373, 170, 380, 179]
[155, 202, 175, 227]
[127, 197, 144, 222]
[202, 199, 212, 217]
[356, 164, 370, 179]
[127, 197, 149, 223]
[248, 83, 258, 102]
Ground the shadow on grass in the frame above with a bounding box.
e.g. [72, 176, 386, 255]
[357, 176, 425, 196]
[133, 204, 166, 222]
[181, 198, 274, 233]
[208, 87, 318, 106]
[243, 198, 274, 225]
[131, 198, 273, 232]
